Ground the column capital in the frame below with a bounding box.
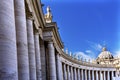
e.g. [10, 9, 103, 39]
[34, 28, 40, 35]
[48, 41, 54, 44]
[26, 11, 34, 20]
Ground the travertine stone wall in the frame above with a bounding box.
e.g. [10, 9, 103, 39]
[0, 0, 18, 80]
[15, 0, 29, 80]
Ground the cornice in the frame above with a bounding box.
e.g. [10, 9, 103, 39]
[26, 0, 45, 30]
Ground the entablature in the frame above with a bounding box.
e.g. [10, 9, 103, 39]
[43, 22, 64, 51]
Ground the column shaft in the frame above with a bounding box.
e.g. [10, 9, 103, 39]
[104, 71, 106, 80]
[56, 54, 62, 80]
[48, 42, 57, 80]
[85, 70, 87, 80]
[81, 69, 84, 80]
[112, 71, 114, 79]
[34, 31, 42, 80]
[64, 64, 67, 80]
[67, 65, 70, 80]
[71, 67, 74, 80]
[0, 0, 18, 79]
[27, 15, 36, 80]
[96, 71, 98, 80]
[40, 41, 46, 80]
[77, 69, 80, 80]
[100, 71, 102, 80]
[88, 70, 91, 80]
[15, 0, 29, 80]
[92, 70, 94, 80]
[107, 71, 110, 80]
[74, 68, 77, 80]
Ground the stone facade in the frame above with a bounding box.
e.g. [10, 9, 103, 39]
[0, 0, 120, 80]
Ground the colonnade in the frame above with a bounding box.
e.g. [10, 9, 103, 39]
[62, 63, 117, 80]
[0, 0, 119, 80]
[0, 0, 57, 80]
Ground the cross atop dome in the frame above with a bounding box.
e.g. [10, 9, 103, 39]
[102, 47, 107, 51]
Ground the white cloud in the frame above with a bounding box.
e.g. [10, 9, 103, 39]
[114, 50, 120, 57]
[85, 50, 93, 54]
[86, 40, 103, 51]
[74, 51, 95, 61]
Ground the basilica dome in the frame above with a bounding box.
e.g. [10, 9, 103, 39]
[97, 47, 114, 60]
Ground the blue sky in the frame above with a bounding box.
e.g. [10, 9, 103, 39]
[41, 0, 120, 59]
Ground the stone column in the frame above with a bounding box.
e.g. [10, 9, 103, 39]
[0, 0, 18, 80]
[27, 12, 36, 80]
[81, 69, 84, 80]
[67, 65, 70, 80]
[92, 70, 94, 80]
[56, 54, 62, 80]
[40, 41, 46, 80]
[77, 69, 80, 80]
[63, 64, 67, 80]
[85, 69, 87, 80]
[34, 30, 42, 80]
[71, 67, 74, 80]
[107, 71, 110, 80]
[115, 71, 118, 77]
[88, 70, 91, 80]
[100, 71, 102, 80]
[47, 41, 57, 80]
[14, 0, 29, 80]
[104, 71, 106, 80]
[74, 68, 77, 80]
[112, 71, 114, 79]
[96, 71, 98, 80]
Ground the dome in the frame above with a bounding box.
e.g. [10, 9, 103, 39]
[97, 47, 114, 60]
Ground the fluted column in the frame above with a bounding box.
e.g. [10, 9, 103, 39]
[96, 71, 98, 80]
[56, 54, 62, 80]
[27, 13, 36, 80]
[67, 65, 70, 80]
[92, 70, 94, 80]
[47, 41, 57, 80]
[77, 69, 80, 80]
[63, 64, 67, 80]
[81, 69, 84, 80]
[34, 30, 42, 80]
[15, 0, 29, 80]
[104, 71, 106, 80]
[0, 1, 18, 79]
[71, 67, 74, 80]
